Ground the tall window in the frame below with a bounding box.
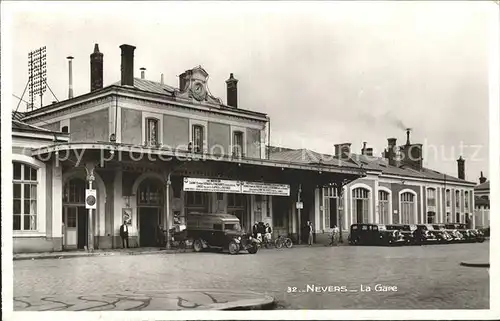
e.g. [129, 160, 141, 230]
[138, 179, 163, 206]
[427, 212, 436, 224]
[464, 191, 469, 209]
[233, 131, 244, 157]
[455, 190, 460, 209]
[145, 118, 159, 146]
[446, 189, 451, 207]
[63, 178, 86, 204]
[446, 212, 451, 223]
[427, 188, 436, 207]
[192, 125, 204, 153]
[13, 162, 38, 231]
[378, 190, 390, 224]
[352, 188, 369, 224]
[400, 192, 415, 224]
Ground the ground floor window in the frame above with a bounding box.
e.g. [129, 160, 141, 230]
[400, 192, 415, 224]
[426, 211, 436, 224]
[352, 188, 369, 224]
[378, 191, 390, 224]
[456, 212, 460, 223]
[446, 212, 451, 223]
[13, 162, 38, 231]
[185, 191, 209, 214]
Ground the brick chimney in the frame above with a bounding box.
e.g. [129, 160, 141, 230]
[385, 138, 398, 166]
[90, 44, 103, 92]
[457, 156, 465, 180]
[398, 129, 423, 171]
[334, 143, 351, 159]
[120, 44, 136, 86]
[140, 67, 146, 80]
[226, 73, 238, 108]
[365, 148, 373, 156]
[479, 171, 487, 184]
[361, 142, 367, 155]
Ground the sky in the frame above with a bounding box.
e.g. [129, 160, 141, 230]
[4, 1, 497, 183]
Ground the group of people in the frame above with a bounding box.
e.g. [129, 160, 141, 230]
[252, 221, 272, 242]
[303, 221, 340, 246]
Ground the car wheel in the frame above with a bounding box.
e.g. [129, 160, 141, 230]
[228, 241, 240, 255]
[193, 239, 203, 252]
[247, 244, 258, 254]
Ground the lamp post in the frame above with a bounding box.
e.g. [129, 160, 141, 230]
[85, 163, 96, 252]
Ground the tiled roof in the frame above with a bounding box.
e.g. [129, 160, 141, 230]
[112, 78, 177, 95]
[269, 146, 475, 184]
[475, 181, 490, 191]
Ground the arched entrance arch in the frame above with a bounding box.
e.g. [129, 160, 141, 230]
[350, 183, 372, 224]
[62, 168, 106, 250]
[132, 173, 165, 247]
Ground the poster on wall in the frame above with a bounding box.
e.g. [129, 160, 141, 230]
[122, 208, 132, 225]
[241, 181, 290, 196]
[183, 177, 241, 193]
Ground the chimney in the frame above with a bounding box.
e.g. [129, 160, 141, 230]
[140, 67, 146, 79]
[361, 142, 367, 155]
[120, 44, 136, 86]
[90, 44, 103, 92]
[406, 128, 411, 145]
[457, 156, 465, 180]
[385, 138, 397, 166]
[226, 73, 238, 108]
[479, 171, 487, 184]
[67, 56, 74, 99]
[365, 148, 373, 157]
[161, 73, 164, 85]
[334, 143, 351, 158]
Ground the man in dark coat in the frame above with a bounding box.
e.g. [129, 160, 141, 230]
[120, 220, 129, 248]
[252, 221, 259, 238]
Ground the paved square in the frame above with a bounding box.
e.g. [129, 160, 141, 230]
[13, 242, 489, 310]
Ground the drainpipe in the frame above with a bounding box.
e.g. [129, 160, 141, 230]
[165, 172, 171, 250]
[297, 184, 302, 244]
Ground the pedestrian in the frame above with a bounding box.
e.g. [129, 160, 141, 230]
[265, 223, 273, 243]
[120, 220, 129, 248]
[252, 221, 259, 238]
[307, 221, 314, 246]
[332, 225, 340, 246]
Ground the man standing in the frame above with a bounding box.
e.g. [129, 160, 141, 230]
[307, 221, 314, 246]
[120, 220, 129, 248]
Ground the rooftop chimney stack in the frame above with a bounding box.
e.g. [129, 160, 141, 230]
[226, 73, 238, 108]
[67, 56, 74, 99]
[120, 44, 136, 86]
[361, 142, 367, 155]
[365, 148, 373, 157]
[386, 138, 397, 166]
[140, 67, 146, 79]
[90, 44, 103, 92]
[479, 171, 487, 184]
[406, 128, 411, 145]
[161, 73, 164, 85]
[457, 156, 465, 180]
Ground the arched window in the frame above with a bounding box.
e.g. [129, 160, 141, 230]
[378, 190, 390, 224]
[464, 191, 469, 209]
[455, 190, 460, 209]
[13, 162, 38, 231]
[61, 126, 69, 133]
[445, 189, 451, 207]
[400, 192, 415, 224]
[352, 188, 369, 223]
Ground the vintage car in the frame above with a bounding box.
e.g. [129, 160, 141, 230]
[444, 223, 484, 243]
[430, 224, 454, 243]
[414, 224, 440, 244]
[348, 224, 406, 246]
[400, 224, 418, 244]
[186, 213, 259, 254]
[444, 223, 467, 242]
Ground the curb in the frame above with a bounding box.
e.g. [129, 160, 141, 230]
[13, 249, 193, 261]
[460, 261, 490, 268]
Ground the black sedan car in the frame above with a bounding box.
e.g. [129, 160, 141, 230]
[348, 224, 406, 246]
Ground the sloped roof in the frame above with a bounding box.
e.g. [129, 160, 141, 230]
[12, 119, 66, 135]
[269, 146, 475, 184]
[475, 181, 490, 191]
[112, 78, 177, 95]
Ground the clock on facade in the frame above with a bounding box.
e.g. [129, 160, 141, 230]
[191, 81, 206, 101]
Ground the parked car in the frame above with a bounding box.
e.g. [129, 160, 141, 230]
[431, 224, 454, 243]
[186, 213, 259, 254]
[444, 223, 484, 243]
[401, 224, 418, 244]
[415, 224, 439, 244]
[348, 224, 405, 246]
[444, 223, 467, 243]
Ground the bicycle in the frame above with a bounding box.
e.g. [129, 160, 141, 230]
[274, 235, 293, 249]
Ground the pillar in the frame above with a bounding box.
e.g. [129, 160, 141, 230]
[314, 188, 320, 232]
[52, 160, 63, 239]
[85, 162, 96, 252]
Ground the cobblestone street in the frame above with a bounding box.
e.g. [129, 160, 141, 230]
[14, 242, 489, 310]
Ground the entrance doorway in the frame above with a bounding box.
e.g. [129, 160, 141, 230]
[137, 178, 164, 247]
[139, 207, 160, 247]
[62, 178, 92, 250]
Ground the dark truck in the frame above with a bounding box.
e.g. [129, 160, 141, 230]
[186, 213, 259, 255]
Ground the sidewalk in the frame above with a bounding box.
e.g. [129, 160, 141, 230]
[14, 289, 276, 311]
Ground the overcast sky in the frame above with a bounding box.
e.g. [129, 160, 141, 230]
[5, 1, 496, 182]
